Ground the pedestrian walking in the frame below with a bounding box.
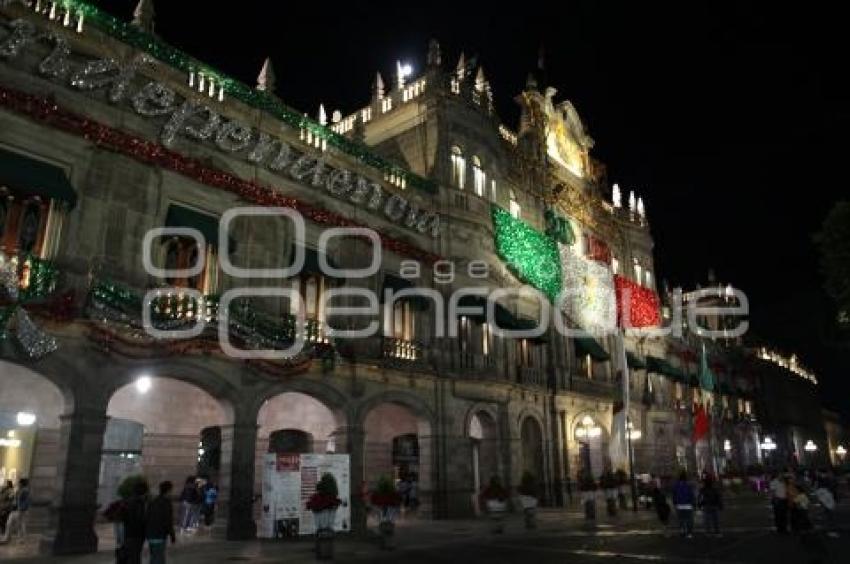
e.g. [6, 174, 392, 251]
[651, 483, 672, 536]
[769, 472, 789, 534]
[146, 481, 176, 564]
[0, 480, 13, 536]
[201, 482, 219, 529]
[671, 471, 695, 538]
[122, 481, 148, 564]
[0, 478, 30, 544]
[698, 475, 723, 536]
[814, 484, 837, 538]
[178, 476, 198, 533]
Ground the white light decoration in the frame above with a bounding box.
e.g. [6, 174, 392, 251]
[628, 190, 636, 213]
[612, 184, 622, 208]
[16, 412, 36, 426]
[559, 243, 617, 335]
[135, 376, 152, 394]
[804, 440, 817, 452]
[723, 439, 732, 452]
[637, 197, 645, 219]
[758, 348, 817, 385]
[318, 104, 327, 126]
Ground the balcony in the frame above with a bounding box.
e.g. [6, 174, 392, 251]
[570, 376, 615, 397]
[382, 337, 424, 362]
[518, 366, 545, 387]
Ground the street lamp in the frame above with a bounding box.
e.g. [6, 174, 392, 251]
[575, 415, 602, 439]
[836, 445, 847, 464]
[723, 439, 732, 452]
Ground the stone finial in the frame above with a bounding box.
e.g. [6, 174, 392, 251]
[456, 52, 466, 79]
[256, 57, 276, 93]
[318, 104, 327, 126]
[427, 38, 441, 68]
[372, 72, 385, 100]
[475, 66, 486, 91]
[131, 0, 155, 34]
[332, 110, 342, 124]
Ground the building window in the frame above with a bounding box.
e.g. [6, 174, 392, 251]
[450, 146, 466, 189]
[490, 179, 497, 202]
[390, 299, 415, 341]
[611, 257, 619, 274]
[633, 258, 642, 286]
[482, 321, 491, 356]
[471, 156, 486, 197]
[645, 269, 653, 289]
[517, 338, 539, 368]
[1, 197, 53, 258]
[509, 189, 521, 219]
[163, 236, 217, 293]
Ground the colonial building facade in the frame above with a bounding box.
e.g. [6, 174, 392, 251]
[0, 1, 831, 556]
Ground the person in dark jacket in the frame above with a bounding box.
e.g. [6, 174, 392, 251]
[651, 483, 672, 536]
[146, 481, 176, 564]
[122, 481, 149, 564]
[671, 471, 695, 538]
[698, 476, 723, 536]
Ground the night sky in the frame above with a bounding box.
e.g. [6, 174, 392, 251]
[93, 1, 849, 416]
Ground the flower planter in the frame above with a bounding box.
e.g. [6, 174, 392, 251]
[485, 499, 508, 534]
[518, 495, 538, 529]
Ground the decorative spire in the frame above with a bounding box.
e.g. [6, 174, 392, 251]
[525, 72, 538, 92]
[475, 66, 487, 92]
[372, 71, 385, 100]
[331, 110, 342, 124]
[612, 183, 622, 208]
[637, 196, 645, 219]
[628, 190, 636, 213]
[318, 104, 327, 126]
[427, 38, 441, 68]
[131, 0, 155, 34]
[456, 52, 466, 79]
[256, 57, 276, 93]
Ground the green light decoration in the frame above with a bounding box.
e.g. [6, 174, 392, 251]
[544, 208, 575, 246]
[16, 0, 435, 193]
[0, 252, 59, 357]
[491, 205, 562, 302]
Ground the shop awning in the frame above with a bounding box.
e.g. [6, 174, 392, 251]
[626, 351, 646, 369]
[381, 273, 430, 310]
[0, 148, 77, 208]
[646, 356, 685, 380]
[287, 244, 338, 278]
[165, 204, 227, 249]
[574, 336, 610, 362]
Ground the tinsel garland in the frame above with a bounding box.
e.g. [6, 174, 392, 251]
[491, 205, 562, 302]
[559, 243, 616, 334]
[0, 252, 59, 357]
[2, 0, 435, 193]
[587, 234, 612, 264]
[0, 85, 441, 264]
[613, 274, 661, 328]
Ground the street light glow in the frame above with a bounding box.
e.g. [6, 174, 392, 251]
[16, 411, 36, 426]
[836, 445, 847, 456]
[135, 376, 152, 394]
[804, 439, 817, 452]
[398, 62, 413, 78]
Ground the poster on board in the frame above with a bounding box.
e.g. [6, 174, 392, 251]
[259, 453, 350, 538]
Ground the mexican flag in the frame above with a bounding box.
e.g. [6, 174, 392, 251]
[692, 404, 710, 443]
[699, 343, 715, 392]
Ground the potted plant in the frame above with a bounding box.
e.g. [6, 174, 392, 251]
[480, 476, 509, 533]
[615, 469, 629, 510]
[306, 473, 342, 560]
[578, 472, 597, 521]
[370, 475, 402, 550]
[517, 471, 540, 529]
[600, 471, 618, 516]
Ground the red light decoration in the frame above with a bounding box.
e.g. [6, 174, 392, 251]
[587, 235, 612, 265]
[614, 274, 661, 328]
[0, 86, 441, 264]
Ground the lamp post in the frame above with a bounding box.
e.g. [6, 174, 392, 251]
[626, 420, 641, 512]
[760, 436, 777, 468]
[836, 445, 847, 466]
[575, 415, 601, 476]
[804, 440, 818, 468]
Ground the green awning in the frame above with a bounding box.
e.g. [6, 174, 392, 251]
[166, 204, 221, 246]
[381, 273, 430, 310]
[646, 356, 685, 380]
[0, 148, 77, 208]
[626, 351, 646, 369]
[287, 245, 338, 277]
[575, 336, 610, 362]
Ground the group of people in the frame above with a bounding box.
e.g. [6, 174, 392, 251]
[651, 471, 724, 538]
[104, 480, 176, 564]
[177, 476, 219, 534]
[0, 478, 29, 544]
[769, 470, 837, 538]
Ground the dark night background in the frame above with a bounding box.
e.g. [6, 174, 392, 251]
[94, 1, 850, 416]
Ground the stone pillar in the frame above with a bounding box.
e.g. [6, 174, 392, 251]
[331, 425, 366, 533]
[49, 406, 109, 555]
[221, 421, 258, 540]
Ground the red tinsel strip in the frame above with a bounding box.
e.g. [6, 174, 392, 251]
[0, 86, 441, 264]
[614, 274, 661, 328]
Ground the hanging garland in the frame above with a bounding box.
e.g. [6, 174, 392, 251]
[491, 205, 562, 302]
[0, 85, 441, 264]
[559, 243, 616, 334]
[2, 0, 435, 193]
[613, 274, 661, 328]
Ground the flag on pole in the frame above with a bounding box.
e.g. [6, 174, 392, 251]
[609, 400, 628, 471]
[699, 343, 715, 392]
[693, 404, 710, 443]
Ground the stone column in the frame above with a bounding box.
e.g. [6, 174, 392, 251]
[221, 421, 259, 540]
[331, 425, 365, 533]
[49, 405, 109, 555]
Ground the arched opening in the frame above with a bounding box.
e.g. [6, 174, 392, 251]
[573, 414, 608, 480]
[520, 416, 544, 485]
[105, 378, 231, 512]
[469, 411, 499, 513]
[0, 361, 65, 540]
[363, 401, 432, 516]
